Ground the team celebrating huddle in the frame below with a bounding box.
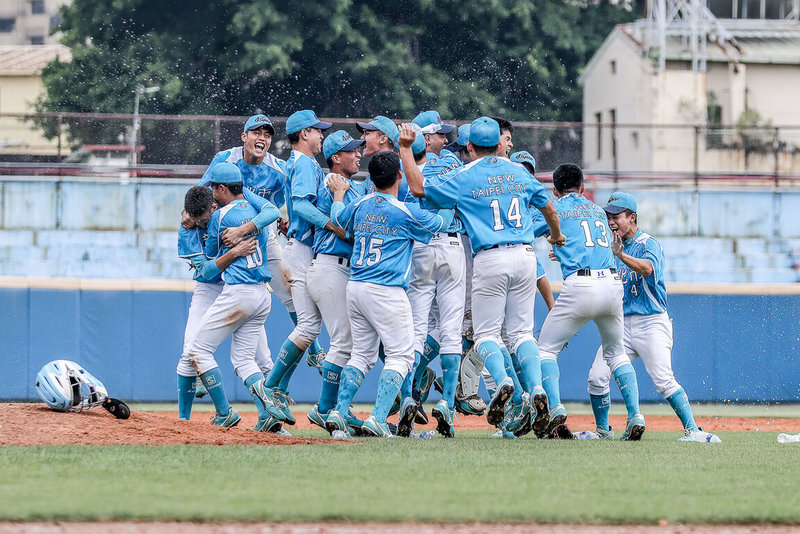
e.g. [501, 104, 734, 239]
[175, 109, 720, 443]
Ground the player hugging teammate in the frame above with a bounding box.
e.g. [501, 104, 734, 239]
[175, 111, 718, 443]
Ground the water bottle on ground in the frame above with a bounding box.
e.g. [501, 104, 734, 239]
[574, 430, 598, 440]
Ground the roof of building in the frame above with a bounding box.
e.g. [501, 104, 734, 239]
[0, 45, 72, 74]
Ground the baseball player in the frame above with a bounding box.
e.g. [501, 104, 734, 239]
[358, 115, 399, 156]
[322, 151, 454, 438]
[184, 163, 282, 431]
[585, 192, 719, 443]
[302, 130, 369, 433]
[201, 114, 326, 374]
[253, 110, 335, 425]
[492, 117, 514, 157]
[534, 165, 646, 441]
[400, 117, 565, 431]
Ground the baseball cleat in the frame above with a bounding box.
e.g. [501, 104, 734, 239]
[548, 423, 577, 440]
[306, 348, 326, 372]
[361, 415, 395, 438]
[455, 392, 487, 416]
[325, 409, 349, 436]
[486, 377, 514, 426]
[544, 403, 568, 436]
[431, 400, 455, 438]
[418, 368, 436, 403]
[504, 394, 530, 435]
[530, 386, 550, 437]
[194, 378, 208, 399]
[211, 408, 241, 428]
[345, 410, 365, 435]
[250, 379, 285, 420]
[389, 393, 401, 417]
[274, 426, 293, 436]
[596, 426, 615, 440]
[621, 413, 646, 441]
[253, 414, 282, 433]
[397, 398, 417, 437]
[414, 402, 429, 425]
[307, 404, 328, 431]
[273, 389, 296, 425]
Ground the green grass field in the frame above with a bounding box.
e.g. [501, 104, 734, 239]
[2, 418, 800, 524]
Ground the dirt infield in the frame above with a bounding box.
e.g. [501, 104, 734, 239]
[2, 402, 799, 446]
[1, 522, 798, 534]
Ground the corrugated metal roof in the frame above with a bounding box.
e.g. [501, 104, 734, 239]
[0, 45, 72, 74]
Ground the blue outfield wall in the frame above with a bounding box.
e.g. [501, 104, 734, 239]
[3, 285, 799, 405]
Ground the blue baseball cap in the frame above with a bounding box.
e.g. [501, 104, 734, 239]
[412, 110, 456, 134]
[604, 191, 637, 214]
[243, 114, 275, 135]
[510, 151, 536, 173]
[456, 124, 470, 146]
[469, 117, 500, 147]
[356, 116, 399, 145]
[206, 162, 242, 185]
[410, 126, 426, 155]
[323, 130, 365, 160]
[286, 110, 332, 134]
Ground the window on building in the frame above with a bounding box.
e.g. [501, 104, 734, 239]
[30, 35, 44, 44]
[609, 108, 617, 166]
[31, 0, 45, 14]
[0, 19, 15, 32]
[706, 101, 724, 148]
[610, 60, 616, 75]
[595, 112, 602, 160]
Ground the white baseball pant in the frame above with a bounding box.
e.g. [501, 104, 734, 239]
[407, 233, 466, 355]
[267, 228, 295, 313]
[306, 254, 352, 368]
[587, 312, 681, 397]
[177, 281, 272, 377]
[282, 238, 322, 350]
[185, 283, 272, 381]
[538, 270, 628, 372]
[345, 280, 415, 377]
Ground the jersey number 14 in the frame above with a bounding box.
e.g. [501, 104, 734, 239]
[490, 197, 522, 231]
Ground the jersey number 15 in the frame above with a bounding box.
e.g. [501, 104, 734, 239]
[355, 236, 383, 266]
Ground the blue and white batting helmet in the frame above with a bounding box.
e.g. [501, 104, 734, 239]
[35, 360, 109, 412]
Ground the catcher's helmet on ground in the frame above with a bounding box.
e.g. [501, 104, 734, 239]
[34, 360, 130, 419]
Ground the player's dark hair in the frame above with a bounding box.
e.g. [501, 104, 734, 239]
[287, 130, 302, 145]
[471, 143, 499, 156]
[521, 162, 535, 176]
[552, 163, 584, 193]
[211, 182, 243, 196]
[623, 208, 637, 224]
[184, 186, 214, 218]
[413, 150, 426, 163]
[326, 156, 335, 169]
[368, 151, 400, 190]
[492, 117, 513, 134]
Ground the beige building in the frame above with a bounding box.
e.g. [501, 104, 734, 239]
[0, 44, 71, 156]
[580, 18, 800, 175]
[0, 0, 68, 46]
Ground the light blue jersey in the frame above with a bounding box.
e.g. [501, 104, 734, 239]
[332, 192, 447, 289]
[533, 193, 615, 278]
[201, 147, 286, 208]
[313, 175, 368, 259]
[285, 150, 325, 245]
[422, 152, 464, 234]
[205, 199, 270, 284]
[421, 156, 551, 253]
[178, 226, 221, 284]
[615, 230, 667, 316]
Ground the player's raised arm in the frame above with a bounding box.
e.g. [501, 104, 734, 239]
[398, 123, 426, 198]
[540, 201, 566, 247]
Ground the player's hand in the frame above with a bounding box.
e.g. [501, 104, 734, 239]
[611, 230, 624, 257]
[548, 248, 560, 262]
[230, 236, 257, 258]
[397, 123, 416, 149]
[180, 210, 195, 230]
[330, 225, 348, 240]
[547, 231, 566, 247]
[277, 217, 289, 237]
[221, 225, 248, 248]
[327, 173, 350, 197]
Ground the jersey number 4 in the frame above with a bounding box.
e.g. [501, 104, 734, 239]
[490, 197, 522, 231]
[580, 220, 610, 248]
[356, 236, 383, 266]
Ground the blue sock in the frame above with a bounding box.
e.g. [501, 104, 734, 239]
[378, 343, 386, 363]
[590, 393, 611, 430]
[199, 367, 230, 416]
[462, 336, 473, 352]
[373, 369, 404, 422]
[335, 366, 364, 415]
[516, 340, 542, 392]
[477, 340, 509, 388]
[501, 346, 523, 403]
[667, 388, 699, 431]
[308, 338, 324, 357]
[244, 372, 268, 418]
[540, 358, 561, 407]
[401, 351, 421, 400]
[277, 357, 300, 393]
[177, 375, 196, 420]
[613, 363, 641, 418]
[440, 353, 460, 408]
[413, 335, 440, 391]
[318, 361, 343, 414]
[266, 339, 303, 388]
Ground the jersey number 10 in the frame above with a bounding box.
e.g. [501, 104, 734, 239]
[245, 246, 263, 269]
